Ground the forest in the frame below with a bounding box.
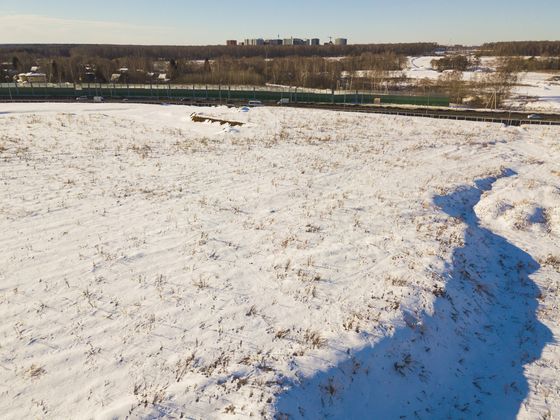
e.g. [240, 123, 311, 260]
[1, 43, 417, 88]
[0, 42, 438, 60]
[1, 41, 556, 97]
[481, 41, 560, 56]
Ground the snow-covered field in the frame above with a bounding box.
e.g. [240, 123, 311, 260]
[405, 56, 500, 82]
[511, 72, 560, 113]
[0, 103, 559, 419]
[406, 56, 560, 112]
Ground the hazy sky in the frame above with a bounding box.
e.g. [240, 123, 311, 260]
[0, 0, 558, 45]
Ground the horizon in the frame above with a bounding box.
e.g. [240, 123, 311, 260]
[1, 0, 559, 46]
[1, 39, 558, 48]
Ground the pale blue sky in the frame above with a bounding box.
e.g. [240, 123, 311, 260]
[0, 0, 558, 45]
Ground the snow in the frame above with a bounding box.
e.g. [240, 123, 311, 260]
[0, 103, 559, 419]
[405, 56, 560, 112]
[403, 56, 488, 82]
[510, 72, 560, 112]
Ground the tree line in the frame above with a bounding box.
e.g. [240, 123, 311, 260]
[0, 42, 438, 61]
[2, 50, 407, 90]
[481, 41, 560, 56]
[497, 56, 560, 72]
[431, 55, 479, 72]
[428, 58, 519, 108]
[0, 42, 436, 89]
[173, 53, 407, 88]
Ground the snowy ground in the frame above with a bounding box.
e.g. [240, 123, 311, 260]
[510, 72, 560, 113]
[406, 56, 560, 113]
[405, 56, 493, 82]
[0, 103, 559, 419]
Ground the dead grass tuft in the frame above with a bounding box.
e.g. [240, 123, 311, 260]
[26, 364, 46, 379]
[540, 255, 560, 272]
[303, 329, 326, 349]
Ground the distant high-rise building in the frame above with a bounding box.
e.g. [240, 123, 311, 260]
[226, 40, 238, 46]
[244, 39, 264, 46]
[243, 36, 320, 47]
[284, 37, 306, 46]
[335, 38, 348, 46]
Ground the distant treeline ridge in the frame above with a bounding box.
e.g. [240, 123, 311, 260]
[0, 43, 438, 60]
[481, 41, 560, 56]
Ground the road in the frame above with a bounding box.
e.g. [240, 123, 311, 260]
[1, 97, 559, 126]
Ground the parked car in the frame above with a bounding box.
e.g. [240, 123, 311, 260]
[93, 96, 104, 103]
[76, 96, 88, 102]
[277, 98, 290, 105]
[527, 114, 543, 120]
[248, 100, 263, 107]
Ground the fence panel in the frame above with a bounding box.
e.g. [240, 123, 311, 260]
[0, 83, 450, 107]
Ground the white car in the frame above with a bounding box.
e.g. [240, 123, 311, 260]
[248, 100, 263, 107]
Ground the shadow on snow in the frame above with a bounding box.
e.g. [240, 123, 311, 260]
[275, 169, 552, 419]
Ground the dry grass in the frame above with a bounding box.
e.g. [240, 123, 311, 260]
[540, 255, 560, 272]
[303, 330, 326, 349]
[191, 113, 244, 127]
[26, 364, 46, 379]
